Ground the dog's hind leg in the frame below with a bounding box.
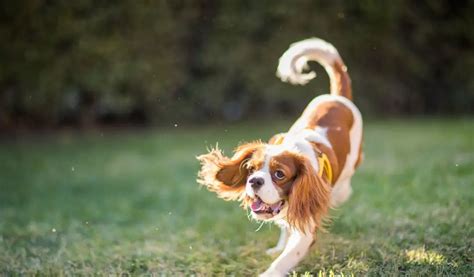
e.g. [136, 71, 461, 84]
[330, 178, 352, 207]
[266, 225, 289, 255]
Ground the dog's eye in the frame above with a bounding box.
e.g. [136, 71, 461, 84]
[274, 170, 285, 180]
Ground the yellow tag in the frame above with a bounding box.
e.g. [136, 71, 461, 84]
[274, 136, 284, 145]
[317, 153, 333, 183]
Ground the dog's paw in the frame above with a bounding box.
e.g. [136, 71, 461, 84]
[259, 268, 285, 277]
[265, 247, 284, 256]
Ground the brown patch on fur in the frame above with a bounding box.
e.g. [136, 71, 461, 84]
[286, 153, 331, 233]
[246, 146, 265, 173]
[269, 152, 299, 195]
[310, 142, 339, 185]
[196, 142, 263, 203]
[305, 101, 354, 183]
[332, 60, 352, 100]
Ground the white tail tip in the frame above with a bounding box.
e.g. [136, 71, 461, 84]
[276, 38, 341, 85]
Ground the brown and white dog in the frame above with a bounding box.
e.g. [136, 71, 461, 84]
[197, 38, 363, 276]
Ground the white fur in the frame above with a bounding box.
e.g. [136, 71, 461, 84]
[260, 228, 314, 277]
[258, 95, 362, 275]
[288, 94, 362, 182]
[246, 155, 281, 205]
[274, 132, 322, 170]
[331, 178, 352, 207]
[251, 38, 362, 275]
[247, 136, 322, 209]
[288, 94, 334, 134]
[266, 225, 289, 255]
[277, 38, 341, 94]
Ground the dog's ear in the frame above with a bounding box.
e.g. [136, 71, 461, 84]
[197, 142, 262, 201]
[287, 155, 331, 233]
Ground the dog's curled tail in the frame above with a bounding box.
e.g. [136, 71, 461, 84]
[276, 38, 352, 100]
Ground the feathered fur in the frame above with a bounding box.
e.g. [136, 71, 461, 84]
[287, 154, 331, 233]
[276, 37, 352, 100]
[197, 142, 262, 202]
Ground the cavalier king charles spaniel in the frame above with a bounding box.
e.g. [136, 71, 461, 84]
[197, 38, 363, 276]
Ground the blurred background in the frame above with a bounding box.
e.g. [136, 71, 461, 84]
[1, 1, 473, 275]
[1, 0, 473, 131]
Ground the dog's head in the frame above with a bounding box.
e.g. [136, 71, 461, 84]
[197, 138, 331, 232]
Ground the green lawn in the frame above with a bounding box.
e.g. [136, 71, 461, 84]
[1, 119, 473, 275]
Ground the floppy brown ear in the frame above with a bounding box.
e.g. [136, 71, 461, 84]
[287, 156, 331, 233]
[197, 142, 261, 201]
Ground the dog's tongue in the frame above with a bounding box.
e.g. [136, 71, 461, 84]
[251, 198, 263, 211]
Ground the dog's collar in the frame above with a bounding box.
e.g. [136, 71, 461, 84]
[273, 135, 285, 145]
[317, 152, 333, 183]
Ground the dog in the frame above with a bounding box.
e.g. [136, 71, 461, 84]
[197, 38, 363, 276]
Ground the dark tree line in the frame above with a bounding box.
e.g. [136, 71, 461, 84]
[0, 0, 473, 129]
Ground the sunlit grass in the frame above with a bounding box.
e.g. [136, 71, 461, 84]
[0, 118, 473, 275]
[405, 247, 447, 266]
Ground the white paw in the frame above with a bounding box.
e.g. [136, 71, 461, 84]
[260, 268, 285, 277]
[265, 247, 284, 256]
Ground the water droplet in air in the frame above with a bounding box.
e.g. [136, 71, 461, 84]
[189, 246, 193, 250]
[168, 212, 172, 215]
[71, 167, 75, 172]
[52, 228, 56, 233]
[174, 123, 178, 127]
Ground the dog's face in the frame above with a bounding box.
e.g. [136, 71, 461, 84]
[197, 141, 331, 231]
[244, 146, 298, 221]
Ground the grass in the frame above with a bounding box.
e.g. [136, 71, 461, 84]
[0, 118, 473, 275]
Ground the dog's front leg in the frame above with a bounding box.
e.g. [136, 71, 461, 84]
[260, 229, 314, 277]
[266, 225, 289, 255]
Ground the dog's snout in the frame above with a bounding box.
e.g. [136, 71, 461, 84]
[249, 177, 264, 190]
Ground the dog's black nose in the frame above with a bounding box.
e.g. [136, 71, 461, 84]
[249, 177, 264, 190]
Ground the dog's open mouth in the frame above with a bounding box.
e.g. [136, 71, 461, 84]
[250, 196, 285, 216]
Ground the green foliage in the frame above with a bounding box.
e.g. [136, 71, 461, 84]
[0, 1, 473, 128]
[0, 118, 473, 274]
